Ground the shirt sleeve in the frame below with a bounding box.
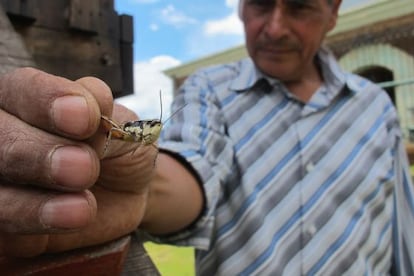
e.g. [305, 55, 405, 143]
[143, 69, 236, 250]
[392, 134, 414, 275]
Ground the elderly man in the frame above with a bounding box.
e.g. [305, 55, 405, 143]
[0, 0, 413, 275]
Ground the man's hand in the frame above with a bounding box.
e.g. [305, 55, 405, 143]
[0, 68, 157, 257]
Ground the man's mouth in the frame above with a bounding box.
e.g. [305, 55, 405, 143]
[257, 42, 300, 55]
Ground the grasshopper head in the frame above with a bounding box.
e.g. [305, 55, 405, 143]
[146, 120, 162, 144]
[126, 119, 163, 145]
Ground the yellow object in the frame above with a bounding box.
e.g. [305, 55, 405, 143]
[144, 242, 195, 276]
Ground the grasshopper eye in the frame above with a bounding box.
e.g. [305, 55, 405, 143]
[150, 120, 161, 127]
[124, 121, 144, 128]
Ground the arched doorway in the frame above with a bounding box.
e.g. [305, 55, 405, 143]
[339, 44, 414, 138]
[356, 66, 396, 105]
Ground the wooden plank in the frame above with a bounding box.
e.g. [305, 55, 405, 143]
[26, 0, 68, 30]
[1, 0, 35, 21]
[406, 143, 414, 164]
[11, 19, 125, 94]
[122, 234, 161, 275]
[0, 4, 35, 75]
[0, 236, 131, 276]
[118, 14, 134, 98]
[120, 15, 133, 43]
[1, 0, 134, 97]
[119, 42, 134, 98]
[69, 0, 99, 34]
[98, 7, 119, 41]
[100, 0, 114, 10]
[1, 0, 20, 16]
[20, 0, 37, 20]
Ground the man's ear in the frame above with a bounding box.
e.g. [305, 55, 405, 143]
[328, 0, 342, 31]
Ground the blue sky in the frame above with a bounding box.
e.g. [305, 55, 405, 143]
[115, 0, 243, 63]
[115, 0, 244, 118]
[115, 0, 376, 118]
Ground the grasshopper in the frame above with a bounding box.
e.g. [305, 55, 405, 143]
[100, 91, 183, 156]
[100, 115, 162, 156]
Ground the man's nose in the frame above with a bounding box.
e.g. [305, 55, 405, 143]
[264, 8, 290, 39]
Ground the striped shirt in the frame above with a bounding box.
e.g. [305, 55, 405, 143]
[154, 47, 414, 275]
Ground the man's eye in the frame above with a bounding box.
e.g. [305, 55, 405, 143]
[247, 0, 274, 7]
[284, 0, 313, 10]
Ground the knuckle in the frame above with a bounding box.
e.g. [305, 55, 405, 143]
[0, 186, 45, 234]
[77, 77, 114, 109]
[0, 123, 47, 185]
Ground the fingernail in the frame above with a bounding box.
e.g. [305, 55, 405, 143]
[52, 96, 90, 136]
[40, 194, 93, 229]
[51, 146, 97, 189]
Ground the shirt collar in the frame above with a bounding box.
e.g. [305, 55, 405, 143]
[228, 58, 262, 92]
[229, 46, 352, 97]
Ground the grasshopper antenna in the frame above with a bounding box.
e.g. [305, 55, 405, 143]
[163, 103, 187, 125]
[159, 90, 163, 122]
[158, 89, 187, 125]
[160, 90, 187, 125]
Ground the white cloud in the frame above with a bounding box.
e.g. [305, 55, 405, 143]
[204, 12, 243, 36]
[184, 1, 244, 58]
[185, 30, 244, 59]
[203, 0, 243, 36]
[159, 5, 197, 27]
[149, 23, 159, 31]
[116, 56, 181, 120]
[226, 0, 240, 9]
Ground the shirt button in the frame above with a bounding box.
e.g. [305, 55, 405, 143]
[307, 224, 317, 236]
[306, 162, 315, 173]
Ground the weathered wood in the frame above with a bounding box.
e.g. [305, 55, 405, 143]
[119, 14, 134, 97]
[0, 0, 36, 21]
[69, 0, 99, 34]
[122, 234, 161, 276]
[120, 15, 133, 43]
[120, 42, 134, 97]
[0, 236, 131, 276]
[0, 4, 35, 74]
[0, 235, 160, 275]
[96, 0, 119, 40]
[1, 0, 133, 98]
[19, 0, 36, 20]
[17, 25, 124, 93]
[0, 0, 20, 16]
[406, 143, 414, 164]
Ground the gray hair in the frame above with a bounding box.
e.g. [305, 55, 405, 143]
[238, 0, 244, 18]
[239, 0, 335, 16]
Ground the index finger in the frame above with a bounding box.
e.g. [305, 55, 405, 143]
[0, 68, 102, 139]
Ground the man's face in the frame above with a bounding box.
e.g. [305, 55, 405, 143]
[240, 0, 341, 82]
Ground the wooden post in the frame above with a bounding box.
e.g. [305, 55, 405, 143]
[0, 0, 134, 98]
[0, 236, 131, 276]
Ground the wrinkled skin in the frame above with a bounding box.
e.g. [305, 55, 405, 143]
[0, 67, 157, 257]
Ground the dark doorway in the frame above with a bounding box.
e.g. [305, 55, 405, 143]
[357, 66, 396, 105]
